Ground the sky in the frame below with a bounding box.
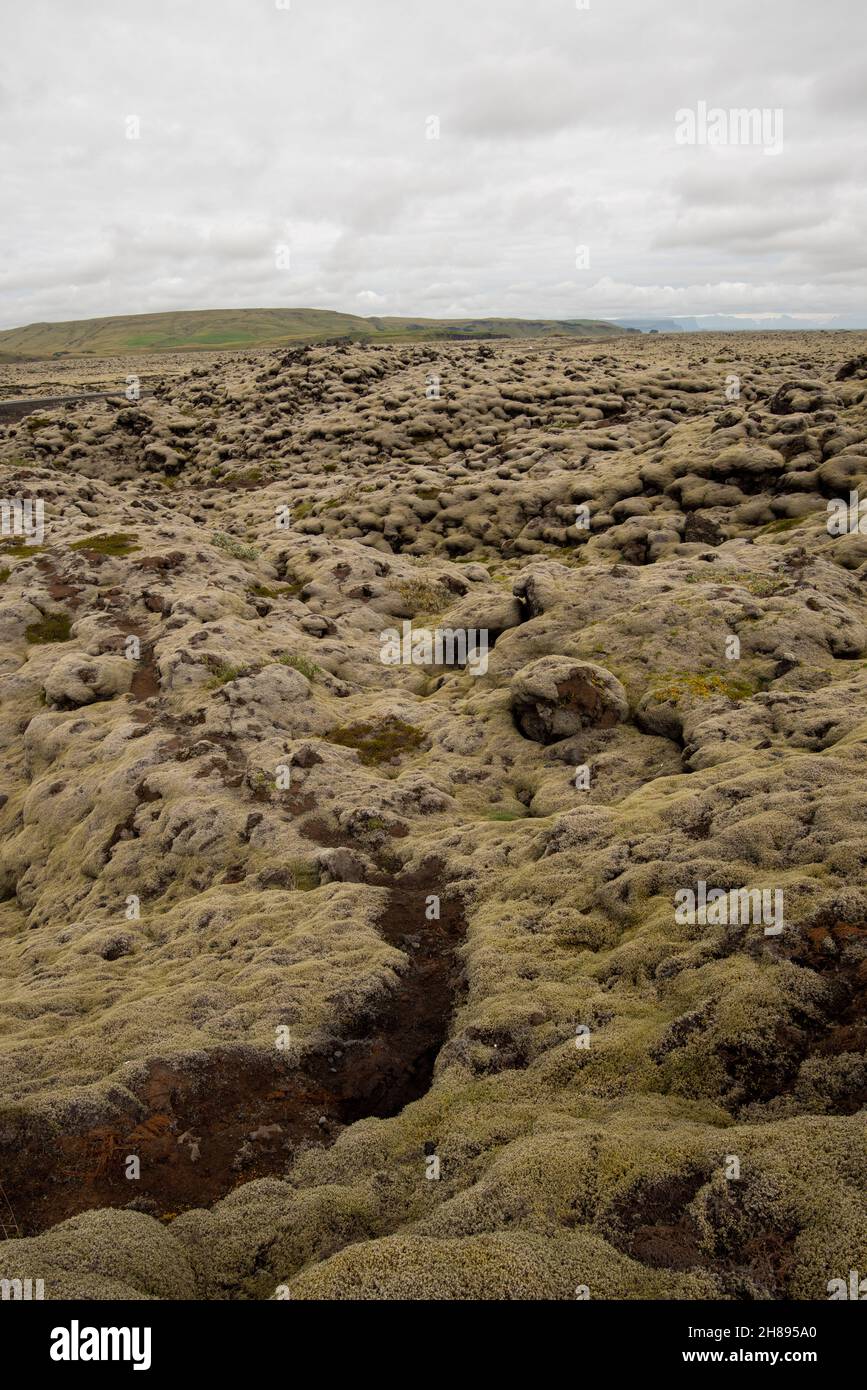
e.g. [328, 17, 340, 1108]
[1, 0, 865, 329]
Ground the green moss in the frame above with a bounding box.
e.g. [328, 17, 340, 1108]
[326, 716, 425, 766]
[743, 576, 787, 597]
[288, 859, 320, 891]
[650, 671, 756, 705]
[1, 539, 45, 558]
[685, 569, 787, 597]
[757, 517, 804, 536]
[70, 533, 140, 557]
[281, 570, 305, 597]
[25, 612, 72, 643]
[483, 809, 528, 822]
[0, 567, 10, 584]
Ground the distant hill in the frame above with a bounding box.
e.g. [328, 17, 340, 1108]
[0, 308, 629, 359]
[615, 314, 867, 333]
[613, 318, 687, 333]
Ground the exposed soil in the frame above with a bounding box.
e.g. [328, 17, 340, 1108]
[6, 860, 465, 1235]
[607, 1169, 800, 1296]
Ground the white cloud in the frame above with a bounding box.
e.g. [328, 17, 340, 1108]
[0, 0, 864, 329]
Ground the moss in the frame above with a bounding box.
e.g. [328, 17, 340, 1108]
[284, 1228, 717, 1301]
[685, 569, 787, 597]
[1, 539, 45, 558]
[326, 716, 425, 766]
[0, 567, 9, 584]
[288, 860, 320, 891]
[757, 517, 804, 536]
[483, 809, 529, 822]
[249, 584, 276, 599]
[743, 576, 788, 597]
[25, 611, 71, 643]
[70, 533, 140, 557]
[650, 672, 756, 704]
[281, 569, 305, 597]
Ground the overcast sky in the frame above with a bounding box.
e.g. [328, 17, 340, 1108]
[1, 0, 864, 329]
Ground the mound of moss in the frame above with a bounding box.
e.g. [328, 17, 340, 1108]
[70, 533, 140, 556]
[326, 716, 425, 766]
[25, 611, 71, 643]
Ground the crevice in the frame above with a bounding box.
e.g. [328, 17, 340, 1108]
[2, 860, 466, 1236]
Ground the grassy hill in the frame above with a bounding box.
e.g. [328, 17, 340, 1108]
[0, 307, 628, 359]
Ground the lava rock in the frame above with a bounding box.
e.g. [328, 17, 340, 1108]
[510, 656, 628, 744]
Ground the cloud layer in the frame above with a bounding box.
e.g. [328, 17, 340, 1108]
[1, 0, 864, 328]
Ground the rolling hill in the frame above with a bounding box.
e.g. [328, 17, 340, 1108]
[0, 307, 628, 359]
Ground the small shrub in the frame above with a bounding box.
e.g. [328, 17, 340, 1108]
[279, 653, 319, 680]
[206, 662, 251, 689]
[397, 578, 453, 615]
[213, 531, 259, 561]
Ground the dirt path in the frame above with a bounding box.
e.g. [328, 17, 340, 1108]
[0, 391, 152, 423]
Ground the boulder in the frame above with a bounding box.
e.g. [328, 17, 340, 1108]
[510, 656, 628, 744]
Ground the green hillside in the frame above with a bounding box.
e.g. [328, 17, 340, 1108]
[0, 307, 628, 359]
